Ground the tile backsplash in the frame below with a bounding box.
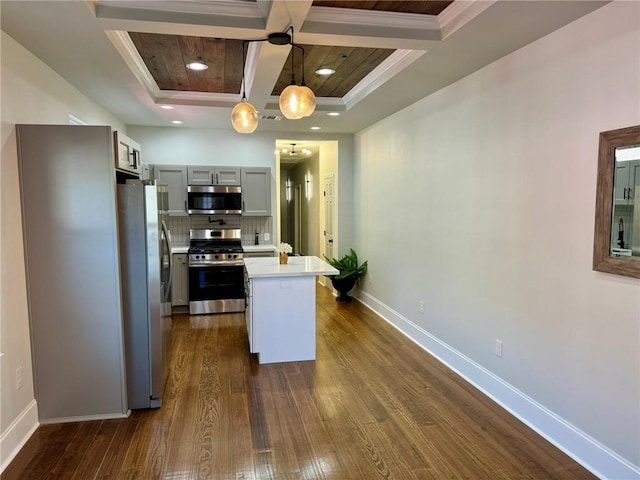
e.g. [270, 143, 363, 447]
[166, 215, 272, 245]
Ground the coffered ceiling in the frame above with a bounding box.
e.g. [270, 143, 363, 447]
[1, 0, 608, 134]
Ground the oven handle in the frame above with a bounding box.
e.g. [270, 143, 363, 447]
[188, 260, 245, 268]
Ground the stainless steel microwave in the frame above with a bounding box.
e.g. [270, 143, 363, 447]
[187, 185, 242, 215]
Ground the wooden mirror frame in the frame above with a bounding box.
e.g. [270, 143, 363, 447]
[593, 124, 640, 278]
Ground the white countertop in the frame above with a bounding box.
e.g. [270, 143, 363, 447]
[245, 256, 338, 278]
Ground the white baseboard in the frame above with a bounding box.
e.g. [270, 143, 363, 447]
[355, 290, 640, 480]
[0, 399, 39, 473]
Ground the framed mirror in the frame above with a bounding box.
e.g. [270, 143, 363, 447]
[593, 125, 640, 278]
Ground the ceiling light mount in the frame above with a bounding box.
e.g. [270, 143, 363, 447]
[267, 32, 292, 46]
[231, 26, 316, 133]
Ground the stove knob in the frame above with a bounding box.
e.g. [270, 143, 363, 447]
[215, 254, 219, 260]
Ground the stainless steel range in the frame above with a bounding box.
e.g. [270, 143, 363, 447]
[188, 228, 245, 314]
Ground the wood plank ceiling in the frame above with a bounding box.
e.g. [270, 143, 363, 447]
[127, 1, 453, 98]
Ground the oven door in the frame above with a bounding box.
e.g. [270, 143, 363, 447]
[188, 263, 245, 314]
[187, 185, 242, 215]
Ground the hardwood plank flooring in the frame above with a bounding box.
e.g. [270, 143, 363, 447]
[2, 285, 596, 480]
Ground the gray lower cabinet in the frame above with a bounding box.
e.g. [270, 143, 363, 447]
[172, 253, 189, 307]
[241, 167, 271, 216]
[154, 164, 187, 215]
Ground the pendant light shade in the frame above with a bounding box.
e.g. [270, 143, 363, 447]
[231, 97, 259, 134]
[279, 84, 316, 119]
[230, 27, 316, 132]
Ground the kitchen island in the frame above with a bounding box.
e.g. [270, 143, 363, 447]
[244, 256, 338, 364]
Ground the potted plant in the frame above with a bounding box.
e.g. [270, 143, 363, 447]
[324, 248, 368, 303]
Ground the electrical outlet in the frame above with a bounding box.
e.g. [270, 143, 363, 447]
[15, 366, 23, 390]
[494, 339, 503, 358]
[264, 232, 270, 242]
[419, 301, 425, 315]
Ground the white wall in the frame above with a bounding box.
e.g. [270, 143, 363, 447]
[353, 3, 640, 477]
[0, 31, 127, 470]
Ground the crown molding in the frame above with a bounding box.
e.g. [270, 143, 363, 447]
[105, 30, 160, 99]
[343, 49, 426, 110]
[302, 6, 441, 42]
[106, 30, 242, 108]
[438, 0, 497, 39]
[306, 6, 440, 32]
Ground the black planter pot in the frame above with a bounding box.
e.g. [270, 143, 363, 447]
[331, 276, 358, 303]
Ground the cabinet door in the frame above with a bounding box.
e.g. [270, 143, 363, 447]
[141, 163, 152, 180]
[215, 167, 241, 185]
[114, 131, 140, 175]
[154, 165, 187, 216]
[246, 278, 254, 352]
[171, 254, 188, 306]
[614, 162, 630, 204]
[241, 167, 271, 216]
[187, 166, 215, 185]
[629, 160, 640, 205]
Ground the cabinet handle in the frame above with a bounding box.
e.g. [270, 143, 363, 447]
[623, 187, 627, 200]
[215, 173, 219, 184]
[629, 187, 633, 199]
[184, 200, 187, 211]
[243, 201, 245, 212]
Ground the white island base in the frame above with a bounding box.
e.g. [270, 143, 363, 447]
[245, 256, 338, 364]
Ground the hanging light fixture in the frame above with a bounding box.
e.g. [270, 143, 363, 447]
[231, 41, 258, 134]
[278, 27, 315, 119]
[230, 27, 316, 132]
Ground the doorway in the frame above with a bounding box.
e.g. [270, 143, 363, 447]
[276, 140, 338, 261]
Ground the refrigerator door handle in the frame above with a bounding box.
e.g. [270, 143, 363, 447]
[162, 219, 173, 303]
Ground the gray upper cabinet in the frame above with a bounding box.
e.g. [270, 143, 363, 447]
[154, 165, 187, 216]
[241, 167, 271, 216]
[188, 166, 241, 186]
[614, 160, 640, 205]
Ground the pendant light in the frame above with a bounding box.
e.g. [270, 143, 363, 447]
[230, 27, 316, 132]
[279, 28, 315, 119]
[231, 41, 258, 134]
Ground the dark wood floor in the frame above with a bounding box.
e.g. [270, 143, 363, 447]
[3, 284, 596, 480]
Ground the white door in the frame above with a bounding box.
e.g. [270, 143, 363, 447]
[323, 174, 335, 272]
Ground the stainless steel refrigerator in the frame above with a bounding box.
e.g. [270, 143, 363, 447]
[118, 180, 173, 409]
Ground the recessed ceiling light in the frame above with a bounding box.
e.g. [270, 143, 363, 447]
[172, 120, 183, 125]
[326, 112, 341, 116]
[315, 67, 335, 76]
[310, 126, 322, 131]
[186, 62, 208, 71]
[160, 105, 174, 110]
